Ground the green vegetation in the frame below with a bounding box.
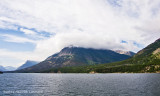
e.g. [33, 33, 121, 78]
[43, 59, 160, 73]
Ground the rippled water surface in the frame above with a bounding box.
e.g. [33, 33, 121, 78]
[0, 73, 160, 96]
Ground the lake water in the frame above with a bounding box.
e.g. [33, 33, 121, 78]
[0, 73, 160, 96]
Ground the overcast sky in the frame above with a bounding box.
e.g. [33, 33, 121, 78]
[0, 0, 160, 67]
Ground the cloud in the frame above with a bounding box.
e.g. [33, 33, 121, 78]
[0, 17, 18, 30]
[20, 28, 37, 35]
[0, 0, 160, 67]
[1, 34, 36, 43]
[0, 56, 24, 67]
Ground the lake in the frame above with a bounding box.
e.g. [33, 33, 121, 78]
[0, 73, 160, 96]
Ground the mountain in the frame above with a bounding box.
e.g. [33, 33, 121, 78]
[43, 38, 160, 73]
[0, 65, 6, 71]
[0, 65, 16, 71]
[17, 60, 39, 70]
[16, 47, 131, 72]
[114, 50, 135, 56]
[5, 66, 17, 71]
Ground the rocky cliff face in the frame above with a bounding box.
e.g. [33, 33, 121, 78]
[114, 50, 135, 56]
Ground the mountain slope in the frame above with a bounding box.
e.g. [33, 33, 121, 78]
[44, 38, 160, 73]
[129, 38, 160, 65]
[135, 38, 160, 57]
[16, 47, 131, 72]
[17, 60, 39, 70]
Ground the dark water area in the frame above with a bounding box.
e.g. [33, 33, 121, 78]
[0, 73, 160, 96]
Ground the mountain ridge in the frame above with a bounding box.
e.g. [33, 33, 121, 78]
[0, 65, 16, 71]
[15, 47, 131, 73]
[16, 60, 39, 70]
